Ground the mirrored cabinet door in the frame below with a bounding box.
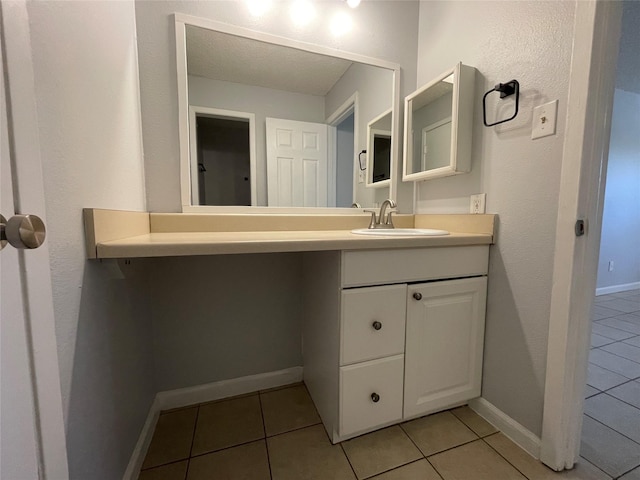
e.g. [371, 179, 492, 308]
[402, 63, 476, 182]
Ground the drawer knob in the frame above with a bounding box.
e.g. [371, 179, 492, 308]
[372, 321, 382, 331]
[413, 292, 423, 301]
[371, 392, 380, 403]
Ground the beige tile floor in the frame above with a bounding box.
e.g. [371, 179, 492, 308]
[139, 383, 610, 480]
[583, 289, 640, 479]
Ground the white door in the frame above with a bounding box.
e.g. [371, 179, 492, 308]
[1, 1, 68, 478]
[404, 277, 487, 419]
[266, 118, 328, 207]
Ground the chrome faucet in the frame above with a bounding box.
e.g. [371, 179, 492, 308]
[364, 199, 397, 229]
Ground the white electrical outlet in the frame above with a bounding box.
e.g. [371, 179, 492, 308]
[470, 193, 486, 214]
[608, 260, 614, 272]
[358, 169, 365, 184]
[532, 99, 558, 139]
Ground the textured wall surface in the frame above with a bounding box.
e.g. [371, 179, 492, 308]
[134, 0, 420, 212]
[149, 254, 304, 391]
[597, 89, 640, 290]
[416, 0, 576, 436]
[26, 2, 154, 478]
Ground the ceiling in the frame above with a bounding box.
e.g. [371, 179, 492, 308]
[186, 26, 353, 96]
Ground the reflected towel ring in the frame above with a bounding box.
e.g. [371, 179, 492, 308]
[483, 79, 519, 127]
[358, 150, 367, 171]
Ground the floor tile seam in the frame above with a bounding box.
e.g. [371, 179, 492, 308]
[390, 425, 445, 480]
[599, 391, 640, 414]
[257, 392, 274, 480]
[183, 458, 191, 480]
[477, 434, 531, 480]
[449, 408, 496, 438]
[188, 405, 201, 458]
[189, 437, 267, 460]
[578, 455, 616, 480]
[601, 377, 640, 393]
[592, 348, 640, 368]
[265, 420, 323, 439]
[359, 458, 437, 480]
[420, 435, 481, 458]
[617, 462, 640, 480]
[588, 360, 636, 380]
[339, 442, 359, 479]
[595, 319, 640, 335]
[593, 318, 640, 333]
[583, 413, 640, 446]
[139, 458, 191, 473]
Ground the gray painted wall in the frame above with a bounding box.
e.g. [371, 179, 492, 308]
[26, 1, 154, 478]
[134, 0, 420, 212]
[325, 62, 395, 207]
[415, 0, 576, 437]
[597, 89, 640, 290]
[189, 75, 326, 206]
[149, 254, 304, 391]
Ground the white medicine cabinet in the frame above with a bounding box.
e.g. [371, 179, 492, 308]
[403, 62, 476, 182]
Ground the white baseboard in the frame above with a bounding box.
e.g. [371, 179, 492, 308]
[155, 366, 304, 411]
[468, 397, 541, 459]
[596, 281, 640, 296]
[123, 366, 303, 479]
[123, 396, 161, 480]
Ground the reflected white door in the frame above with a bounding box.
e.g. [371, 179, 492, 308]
[266, 118, 328, 207]
[1, 2, 68, 478]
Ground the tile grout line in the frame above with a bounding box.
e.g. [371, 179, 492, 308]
[339, 443, 359, 479]
[599, 390, 640, 414]
[359, 458, 431, 480]
[396, 422, 445, 480]
[584, 413, 640, 447]
[478, 433, 533, 480]
[257, 392, 274, 480]
[183, 405, 200, 480]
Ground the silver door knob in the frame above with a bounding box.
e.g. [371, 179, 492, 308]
[2, 214, 46, 249]
[413, 292, 422, 301]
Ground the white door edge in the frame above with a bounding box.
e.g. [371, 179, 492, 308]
[540, 0, 622, 471]
[1, 1, 69, 478]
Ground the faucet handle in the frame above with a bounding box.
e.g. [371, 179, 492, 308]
[385, 210, 396, 227]
[363, 209, 378, 229]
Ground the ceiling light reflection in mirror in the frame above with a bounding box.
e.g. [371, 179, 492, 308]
[181, 21, 399, 211]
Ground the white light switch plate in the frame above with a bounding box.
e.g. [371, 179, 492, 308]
[532, 100, 558, 139]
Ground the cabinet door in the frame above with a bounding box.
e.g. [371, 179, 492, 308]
[404, 276, 487, 419]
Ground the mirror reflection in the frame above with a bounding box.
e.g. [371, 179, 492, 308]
[366, 109, 392, 187]
[183, 24, 396, 209]
[407, 77, 453, 175]
[403, 63, 475, 182]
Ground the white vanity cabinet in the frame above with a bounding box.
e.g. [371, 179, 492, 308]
[302, 245, 489, 444]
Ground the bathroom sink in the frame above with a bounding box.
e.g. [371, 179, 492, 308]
[351, 228, 449, 236]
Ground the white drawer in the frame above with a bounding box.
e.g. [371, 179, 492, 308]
[341, 246, 489, 287]
[339, 355, 404, 437]
[341, 284, 407, 365]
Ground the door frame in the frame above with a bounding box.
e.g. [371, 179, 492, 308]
[1, 1, 69, 477]
[540, 0, 623, 470]
[326, 92, 358, 207]
[187, 105, 257, 207]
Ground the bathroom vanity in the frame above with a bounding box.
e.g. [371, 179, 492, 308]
[84, 209, 493, 444]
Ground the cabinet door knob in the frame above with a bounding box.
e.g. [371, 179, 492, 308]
[413, 292, 422, 301]
[372, 321, 382, 331]
[371, 393, 380, 403]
